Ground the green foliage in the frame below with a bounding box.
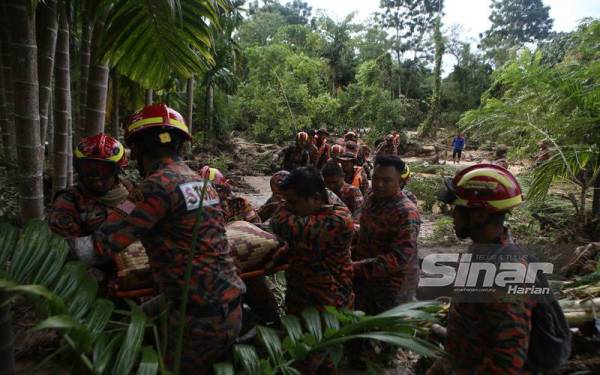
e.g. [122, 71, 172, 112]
[480, 0, 553, 64]
[407, 174, 443, 212]
[0, 221, 158, 374]
[213, 302, 442, 374]
[461, 20, 600, 218]
[233, 44, 331, 141]
[419, 12, 444, 137]
[376, 0, 436, 61]
[237, 11, 288, 48]
[430, 216, 457, 244]
[101, 0, 229, 88]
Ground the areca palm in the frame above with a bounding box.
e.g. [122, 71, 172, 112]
[213, 303, 442, 374]
[0, 221, 158, 374]
[201, 0, 243, 136]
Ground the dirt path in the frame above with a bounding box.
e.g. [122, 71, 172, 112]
[242, 176, 272, 208]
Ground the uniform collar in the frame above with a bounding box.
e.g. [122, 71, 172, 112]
[147, 156, 180, 174]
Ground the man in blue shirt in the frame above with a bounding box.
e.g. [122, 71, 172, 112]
[452, 133, 466, 164]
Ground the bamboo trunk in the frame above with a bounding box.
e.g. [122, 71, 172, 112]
[111, 70, 120, 139]
[7, 0, 45, 220]
[53, 2, 71, 195]
[0, 5, 17, 163]
[36, 0, 58, 147]
[186, 77, 193, 132]
[84, 16, 109, 136]
[0, 291, 15, 375]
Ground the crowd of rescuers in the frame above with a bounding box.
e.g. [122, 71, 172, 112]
[49, 104, 545, 374]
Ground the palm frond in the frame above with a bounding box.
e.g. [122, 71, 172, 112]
[102, 0, 224, 88]
[0, 221, 154, 373]
[214, 302, 442, 374]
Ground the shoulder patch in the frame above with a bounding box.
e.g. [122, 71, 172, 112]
[178, 181, 220, 211]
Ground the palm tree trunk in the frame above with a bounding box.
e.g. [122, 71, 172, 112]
[67, 118, 73, 187]
[0, 5, 17, 163]
[77, 9, 92, 138]
[37, 0, 58, 147]
[111, 70, 120, 139]
[186, 77, 193, 132]
[592, 155, 600, 219]
[53, 2, 71, 195]
[145, 89, 153, 105]
[205, 84, 213, 135]
[7, 0, 45, 220]
[84, 15, 109, 136]
[0, 290, 15, 375]
[0, 39, 11, 162]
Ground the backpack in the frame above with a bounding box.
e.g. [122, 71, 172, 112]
[526, 271, 572, 372]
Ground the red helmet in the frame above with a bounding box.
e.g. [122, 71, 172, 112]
[344, 131, 357, 141]
[331, 144, 344, 158]
[198, 166, 229, 187]
[344, 141, 359, 157]
[74, 133, 127, 167]
[296, 131, 309, 144]
[125, 103, 191, 145]
[439, 164, 523, 213]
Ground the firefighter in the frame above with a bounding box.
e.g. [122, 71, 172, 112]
[280, 131, 312, 171]
[337, 151, 369, 195]
[198, 166, 260, 223]
[94, 104, 244, 374]
[270, 167, 354, 374]
[353, 155, 420, 313]
[312, 128, 331, 169]
[258, 170, 290, 222]
[321, 160, 364, 219]
[428, 164, 534, 374]
[49, 133, 130, 239]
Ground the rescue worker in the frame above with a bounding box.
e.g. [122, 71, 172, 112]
[428, 164, 534, 374]
[311, 128, 331, 169]
[451, 133, 466, 164]
[49, 133, 130, 239]
[353, 155, 420, 314]
[321, 161, 364, 219]
[258, 170, 290, 222]
[343, 131, 358, 143]
[398, 164, 418, 205]
[361, 145, 373, 179]
[198, 166, 260, 223]
[94, 104, 244, 374]
[374, 134, 398, 157]
[338, 151, 369, 196]
[330, 144, 345, 161]
[199, 165, 280, 326]
[280, 131, 312, 171]
[270, 167, 354, 374]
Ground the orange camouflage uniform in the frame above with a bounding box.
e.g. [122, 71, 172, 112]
[94, 157, 244, 374]
[271, 190, 355, 314]
[49, 183, 131, 238]
[345, 166, 369, 196]
[334, 182, 363, 220]
[271, 190, 355, 374]
[428, 232, 535, 375]
[353, 191, 420, 313]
